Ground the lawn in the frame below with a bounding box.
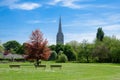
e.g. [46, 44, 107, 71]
[0, 61, 120, 80]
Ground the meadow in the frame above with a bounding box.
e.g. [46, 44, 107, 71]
[0, 61, 120, 80]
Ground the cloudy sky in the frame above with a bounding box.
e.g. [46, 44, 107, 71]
[0, 0, 120, 45]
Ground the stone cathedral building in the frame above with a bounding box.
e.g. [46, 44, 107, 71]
[56, 17, 64, 44]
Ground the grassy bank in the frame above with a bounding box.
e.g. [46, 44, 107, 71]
[0, 62, 120, 80]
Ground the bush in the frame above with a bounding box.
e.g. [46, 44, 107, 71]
[48, 51, 57, 61]
[64, 45, 77, 61]
[56, 51, 68, 63]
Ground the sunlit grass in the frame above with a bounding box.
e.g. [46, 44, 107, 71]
[0, 62, 120, 80]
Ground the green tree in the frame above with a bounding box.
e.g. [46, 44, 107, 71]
[107, 36, 120, 63]
[77, 40, 94, 63]
[66, 40, 80, 53]
[64, 44, 76, 61]
[83, 44, 94, 63]
[93, 43, 109, 62]
[0, 45, 4, 53]
[55, 44, 64, 54]
[77, 48, 85, 62]
[94, 36, 120, 63]
[48, 51, 57, 61]
[110, 47, 120, 63]
[3, 40, 21, 54]
[49, 45, 56, 51]
[96, 27, 104, 41]
[101, 36, 120, 63]
[56, 51, 68, 63]
[16, 44, 25, 54]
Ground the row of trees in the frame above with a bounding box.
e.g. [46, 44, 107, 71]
[0, 40, 25, 55]
[0, 29, 51, 66]
[48, 36, 120, 63]
[0, 28, 120, 63]
[49, 28, 120, 63]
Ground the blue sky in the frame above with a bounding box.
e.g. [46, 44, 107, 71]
[0, 0, 120, 45]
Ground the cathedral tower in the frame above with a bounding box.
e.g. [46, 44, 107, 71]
[56, 17, 64, 44]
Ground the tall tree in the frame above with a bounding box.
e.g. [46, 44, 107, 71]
[49, 45, 56, 51]
[3, 40, 21, 54]
[55, 44, 64, 54]
[16, 44, 25, 54]
[48, 51, 57, 61]
[66, 40, 80, 53]
[25, 29, 51, 66]
[93, 43, 109, 62]
[81, 40, 93, 63]
[96, 27, 104, 41]
[77, 40, 93, 63]
[64, 44, 76, 61]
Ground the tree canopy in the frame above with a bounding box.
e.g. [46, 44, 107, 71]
[96, 27, 104, 41]
[3, 40, 21, 54]
[25, 29, 51, 65]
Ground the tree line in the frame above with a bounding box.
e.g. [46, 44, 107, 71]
[0, 28, 120, 63]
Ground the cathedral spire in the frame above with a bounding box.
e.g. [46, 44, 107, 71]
[56, 17, 64, 44]
[58, 16, 62, 33]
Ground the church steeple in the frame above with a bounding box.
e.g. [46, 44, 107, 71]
[58, 17, 62, 33]
[56, 17, 64, 44]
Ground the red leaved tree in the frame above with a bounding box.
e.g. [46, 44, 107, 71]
[25, 29, 51, 66]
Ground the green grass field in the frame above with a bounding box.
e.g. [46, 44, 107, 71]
[0, 61, 120, 80]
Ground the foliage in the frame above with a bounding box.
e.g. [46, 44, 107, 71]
[106, 36, 120, 63]
[93, 43, 109, 62]
[3, 40, 21, 54]
[77, 40, 94, 63]
[1, 27, 120, 63]
[25, 29, 51, 66]
[64, 44, 76, 61]
[0, 45, 4, 53]
[49, 45, 56, 51]
[100, 36, 120, 63]
[16, 44, 25, 54]
[56, 51, 68, 63]
[0, 52, 3, 59]
[48, 51, 57, 61]
[66, 40, 80, 53]
[77, 48, 85, 62]
[110, 47, 120, 63]
[83, 44, 94, 63]
[55, 44, 64, 54]
[96, 27, 104, 41]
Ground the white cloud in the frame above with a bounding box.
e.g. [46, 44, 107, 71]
[0, 0, 41, 10]
[48, 0, 82, 9]
[48, 0, 61, 5]
[47, 0, 117, 9]
[10, 3, 41, 10]
[61, 0, 81, 9]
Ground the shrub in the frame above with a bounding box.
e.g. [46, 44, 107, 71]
[64, 45, 77, 61]
[48, 51, 57, 61]
[56, 51, 68, 63]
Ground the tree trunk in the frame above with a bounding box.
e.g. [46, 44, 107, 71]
[36, 59, 39, 66]
[86, 56, 89, 63]
[36, 59, 41, 66]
